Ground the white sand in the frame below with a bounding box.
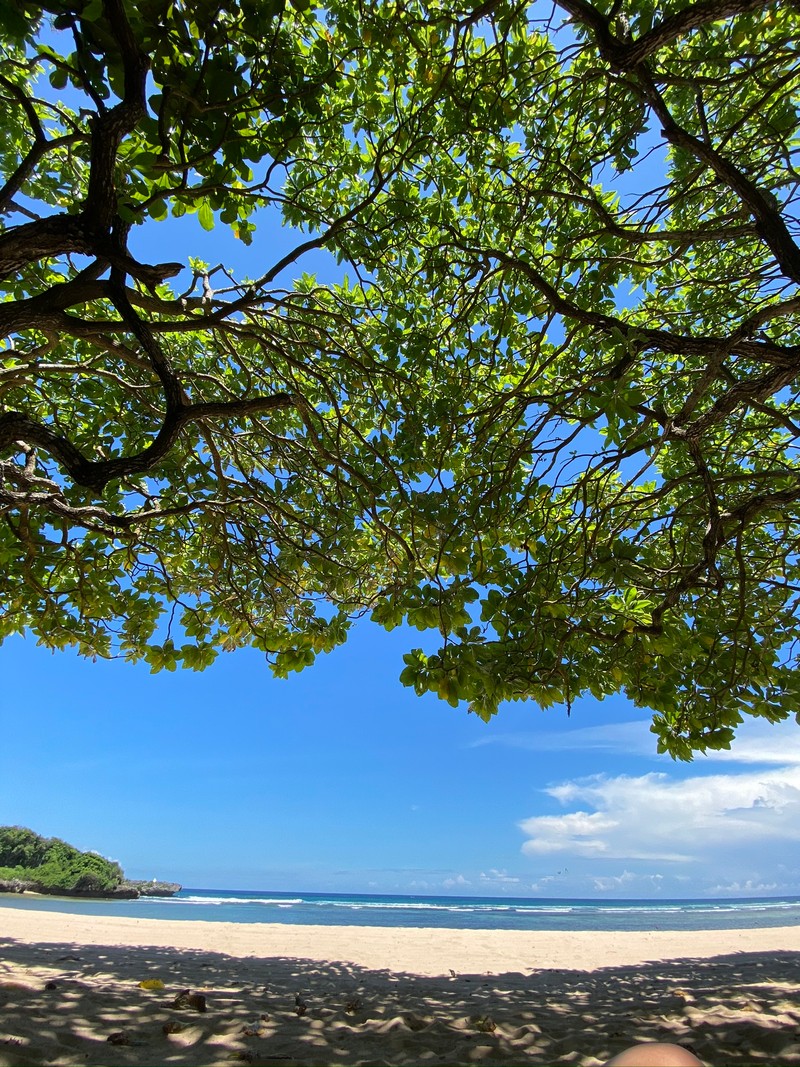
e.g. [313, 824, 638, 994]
[2, 904, 800, 1064]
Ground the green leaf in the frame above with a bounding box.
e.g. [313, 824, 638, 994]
[197, 200, 215, 231]
[49, 68, 69, 89]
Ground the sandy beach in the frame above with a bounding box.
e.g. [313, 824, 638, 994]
[1, 906, 800, 1065]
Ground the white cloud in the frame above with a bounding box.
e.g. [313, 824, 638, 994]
[704, 726, 800, 766]
[518, 764, 800, 881]
[706, 879, 779, 895]
[475, 714, 800, 765]
[442, 873, 471, 889]
[520, 810, 622, 856]
[479, 868, 521, 885]
[591, 871, 664, 892]
[528, 874, 562, 892]
[483, 715, 800, 894]
[471, 720, 657, 755]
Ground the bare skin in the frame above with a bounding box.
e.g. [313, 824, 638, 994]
[605, 1042, 704, 1065]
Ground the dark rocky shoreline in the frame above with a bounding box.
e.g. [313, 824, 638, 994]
[0, 878, 181, 899]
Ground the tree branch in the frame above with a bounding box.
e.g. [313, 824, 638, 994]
[477, 246, 800, 366]
[557, 0, 773, 69]
[0, 391, 293, 495]
[624, 0, 769, 67]
[641, 74, 800, 285]
[0, 76, 83, 213]
[555, 0, 800, 284]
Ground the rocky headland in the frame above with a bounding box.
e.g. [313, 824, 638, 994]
[0, 826, 181, 900]
[0, 877, 181, 899]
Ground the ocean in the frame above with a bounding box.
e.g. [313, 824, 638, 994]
[1, 888, 799, 932]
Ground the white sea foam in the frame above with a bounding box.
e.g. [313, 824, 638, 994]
[327, 901, 504, 912]
[161, 896, 303, 906]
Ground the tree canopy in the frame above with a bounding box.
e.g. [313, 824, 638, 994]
[1, 0, 798, 757]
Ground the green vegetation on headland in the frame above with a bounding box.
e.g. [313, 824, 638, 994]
[0, 826, 180, 898]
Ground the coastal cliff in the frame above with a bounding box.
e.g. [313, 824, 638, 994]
[0, 827, 180, 899]
[0, 878, 182, 899]
[123, 880, 183, 898]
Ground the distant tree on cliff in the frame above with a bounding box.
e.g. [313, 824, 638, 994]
[0, 826, 124, 891]
[1, 0, 798, 757]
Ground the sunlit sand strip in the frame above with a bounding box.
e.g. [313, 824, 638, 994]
[2, 906, 800, 974]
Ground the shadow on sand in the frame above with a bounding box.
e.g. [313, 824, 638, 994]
[1, 936, 799, 1065]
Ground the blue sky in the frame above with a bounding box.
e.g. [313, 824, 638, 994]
[2, 626, 799, 898]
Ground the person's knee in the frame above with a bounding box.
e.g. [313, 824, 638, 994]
[605, 1041, 703, 1066]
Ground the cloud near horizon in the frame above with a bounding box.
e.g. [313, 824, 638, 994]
[517, 721, 800, 893]
[521, 765, 800, 859]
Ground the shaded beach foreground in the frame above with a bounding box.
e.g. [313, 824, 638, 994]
[1, 910, 800, 1065]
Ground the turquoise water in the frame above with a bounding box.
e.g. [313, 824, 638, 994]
[2, 888, 800, 931]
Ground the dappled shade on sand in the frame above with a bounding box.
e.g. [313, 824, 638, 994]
[1, 932, 799, 1065]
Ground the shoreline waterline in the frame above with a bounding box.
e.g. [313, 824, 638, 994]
[3, 905, 800, 974]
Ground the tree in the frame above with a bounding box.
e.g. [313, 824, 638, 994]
[0, 824, 50, 867]
[0, 0, 798, 757]
[0, 825, 124, 890]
